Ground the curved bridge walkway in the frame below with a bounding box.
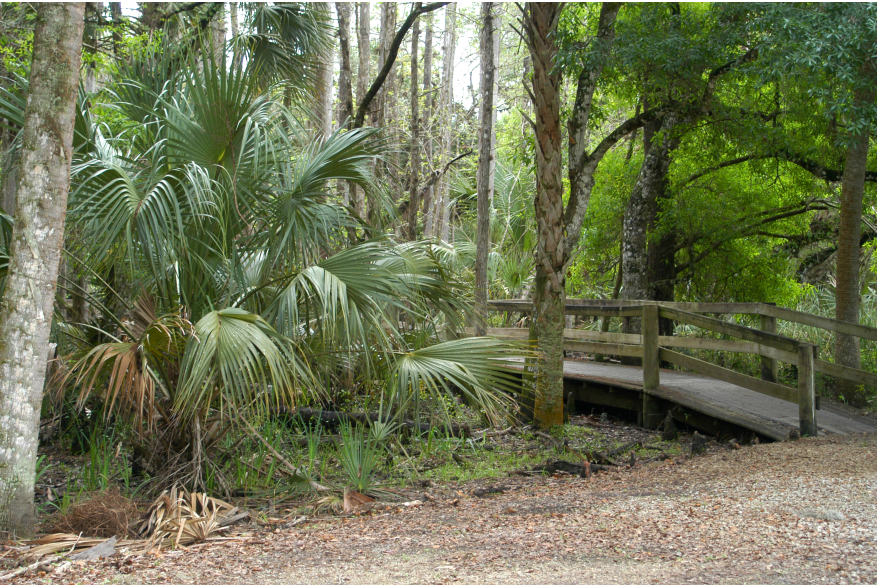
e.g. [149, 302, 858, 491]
[482, 300, 877, 441]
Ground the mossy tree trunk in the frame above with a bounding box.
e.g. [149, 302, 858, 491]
[0, 2, 84, 538]
[835, 85, 875, 405]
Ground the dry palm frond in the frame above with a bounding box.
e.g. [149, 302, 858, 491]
[22, 534, 138, 560]
[138, 486, 248, 552]
[23, 487, 248, 560]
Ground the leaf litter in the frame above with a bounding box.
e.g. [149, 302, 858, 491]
[3, 430, 877, 584]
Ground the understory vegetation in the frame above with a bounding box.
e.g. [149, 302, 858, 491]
[0, 1, 876, 542]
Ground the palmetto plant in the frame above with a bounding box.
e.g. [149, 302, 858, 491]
[4, 10, 531, 492]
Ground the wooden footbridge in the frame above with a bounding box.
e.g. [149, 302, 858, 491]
[479, 300, 877, 441]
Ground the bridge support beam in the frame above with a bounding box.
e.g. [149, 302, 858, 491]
[760, 311, 779, 382]
[642, 305, 663, 428]
[798, 343, 817, 437]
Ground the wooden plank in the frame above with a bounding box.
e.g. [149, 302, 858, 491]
[657, 336, 797, 363]
[489, 299, 762, 314]
[798, 343, 817, 437]
[478, 327, 643, 345]
[642, 306, 660, 390]
[658, 348, 799, 403]
[659, 306, 800, 353]
[760, 313, 779, 382]
[760, 304, 877, 342]
[564, 306, 645, 317]
[563, 340, 644, 357]
[815, 359, 877, 387]
[566, 330, 640, 344]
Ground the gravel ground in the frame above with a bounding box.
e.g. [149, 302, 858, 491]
[10, 432, 877, 584]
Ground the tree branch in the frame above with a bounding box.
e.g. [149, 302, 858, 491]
[418, 150, 473, 198]
[774, 148, 877, 183]
[353, 2, 449, 128]
[682, 155, 765, 185]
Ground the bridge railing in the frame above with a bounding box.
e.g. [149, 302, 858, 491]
[480, 299, 877, 437]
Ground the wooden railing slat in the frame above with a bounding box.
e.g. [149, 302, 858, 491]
[659, 348, 799, 403]
[659, 306, 800, 353]
[759, 304, 877, 342]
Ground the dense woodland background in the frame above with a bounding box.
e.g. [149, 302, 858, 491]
[0, 1, 876, 538]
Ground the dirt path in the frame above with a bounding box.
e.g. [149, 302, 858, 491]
[16, 433, 877, 585]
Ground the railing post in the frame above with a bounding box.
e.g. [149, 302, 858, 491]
[798, 342, 817, 437]
[642, 304, 661, 428]
[760, 305, 779, 382]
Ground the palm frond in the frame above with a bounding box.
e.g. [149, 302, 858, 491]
[176, 308, 313, 423]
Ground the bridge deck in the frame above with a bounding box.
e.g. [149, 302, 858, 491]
[560, 360, 877, 440]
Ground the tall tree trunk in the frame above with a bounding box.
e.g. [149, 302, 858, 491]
[351, 2, 370, 219]
[435, 3, 456, 241]
[421, 11, 435, 238]
[474, 2, 496, 335]
[110, 2, 122, 56]
[621, 113, 678, 342]
[407, 15, 421, 240]
[84, 3, 100, 94]
[209, 2, 226, 66]
[375, 3, 397, 130]
[0, 2, 84, 538]
[524, 3, 565, 428]
[229, 2, 238, 37]
[336, 3, 354, 127]
[313, 3, 334, 138]
[835, 85, 875, 406]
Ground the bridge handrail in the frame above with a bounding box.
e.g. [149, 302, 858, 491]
[488, 298, 877, 341]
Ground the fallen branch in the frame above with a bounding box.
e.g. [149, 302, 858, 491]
[0, 555, 61, 582]
[590, 450, 625, 467]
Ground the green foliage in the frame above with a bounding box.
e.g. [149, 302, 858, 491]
[335, 421, 387, 495]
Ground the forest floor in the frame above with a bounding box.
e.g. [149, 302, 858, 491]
[5, 424, 877, 585]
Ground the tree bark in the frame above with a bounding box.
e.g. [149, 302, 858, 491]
[435, 3, 456, 241]
[0, 2, 84, 538]
[111, 2, 122, 56]
[524, 2, 566, 429]
[420, 12, 435, 237]
[316, 3, 335, 138]
[208, 2, 226, 66]
[356, 3, 371, 108]
[835, 85, 875, 405]
[84, 3, 100, 94]
[621, 113, 678, 341]
[407, 13, 421, 240]
[564, 3, 621, 255]
[474, 2, 497, 335]
[336, 3, 354, 128]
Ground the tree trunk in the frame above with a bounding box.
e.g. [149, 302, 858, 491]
[351, 2, 369, 219]
[622, 113, 677, 339]
[407, 15, 420, 240]
[420, 11, 435, 238]
[209, 2, 226, 66]
[84, 3, 100, 94]
[317, 3, 335, 138]
[835, 86, 875, 405]
[474, 2, 496, 335]
[110, 2, 122, 56]
[356, 3, 370, 107]
[435, 4, 456, 241]
[0, 2, 84, 538]
[524, 3, 566, 429]
[336, 3, 354, 127]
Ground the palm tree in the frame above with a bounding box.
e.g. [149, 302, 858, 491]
[32, 11, 528, 491]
